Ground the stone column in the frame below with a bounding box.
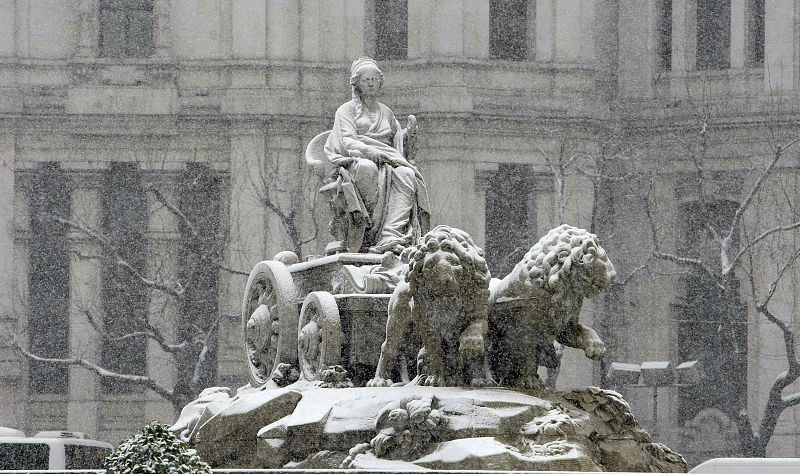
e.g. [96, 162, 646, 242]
[764, 0, 795, 91]
[153, 0, 173, 58]
[730, 0, 746, 68]
[554, 0, 581, 61]
[302, 0, 364, 62]
[535, 0, 555, 61]
[407, 0, 431, 59]
[463, 0, 490, 59]
[67, 187, 101, 438]
[73, 0, 99, 58]
[671, 0, 694, 72]
[409, 0, 467, 59]
[227, 128, 269, 311]
[473, 164, 499, 249]
[266, 0, 300, 60]
[0, 134, 14, 329]
[0, 133, 20, 430]
[0, 0, 13, 57]
[617, 0, 657, 98]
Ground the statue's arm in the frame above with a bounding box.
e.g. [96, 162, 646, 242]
[393, 114, 418, 163]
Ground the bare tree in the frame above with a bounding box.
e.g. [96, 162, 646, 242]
[237, 134, 322, 260]
[643, 91, 800, 456]
[6, 163, 243, 414]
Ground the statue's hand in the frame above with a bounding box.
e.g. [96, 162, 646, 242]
[406, 115, 418, 134]
[336, 157, 355, 166]
[365, 147, 382, 162]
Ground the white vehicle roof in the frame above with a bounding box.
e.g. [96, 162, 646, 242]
[33, 431, 88, 439]
[0, 427, 25, 438]
[690, 457, 800, 473]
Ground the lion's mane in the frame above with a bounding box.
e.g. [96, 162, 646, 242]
[504, 224, 613, 299]
[406, 225, 490, 306]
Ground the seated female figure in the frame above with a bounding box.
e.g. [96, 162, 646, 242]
[324, 57, 430, 254]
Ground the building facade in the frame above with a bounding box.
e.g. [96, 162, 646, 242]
[0, 0, 798, 464]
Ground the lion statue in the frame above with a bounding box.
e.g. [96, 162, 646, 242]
[488, 224, 616, 389]
[368, 225, 493, 387]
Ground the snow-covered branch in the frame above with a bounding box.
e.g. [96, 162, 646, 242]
[45, 214, 185, 298]
[12, 336, 175, 403]
[727, 136, 800, 241]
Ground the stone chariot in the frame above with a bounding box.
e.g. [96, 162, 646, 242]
[180, 57, 689, 472]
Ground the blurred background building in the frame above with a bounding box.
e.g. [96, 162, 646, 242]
[0, 0, 798, 466]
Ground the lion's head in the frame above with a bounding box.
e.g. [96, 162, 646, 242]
[406, 225, 490, 305]
[513, 224, 616, 299]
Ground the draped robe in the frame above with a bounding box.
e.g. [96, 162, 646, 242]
[324, 98, 430, 252]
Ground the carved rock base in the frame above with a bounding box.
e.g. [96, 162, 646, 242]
[173, 383, 686, 472]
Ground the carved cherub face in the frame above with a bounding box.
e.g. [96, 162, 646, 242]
[356, 68, 383, 100]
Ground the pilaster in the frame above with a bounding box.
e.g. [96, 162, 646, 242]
[764, 0, 796, 91]
[266, 0, 300, 60]
[73, 0, 98, 58]
[153, 0, 173, 58]
[730, 0, 746, 68]
[67, 187, 101, 438]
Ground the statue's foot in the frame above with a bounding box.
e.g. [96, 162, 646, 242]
[367, 377, 393, 387]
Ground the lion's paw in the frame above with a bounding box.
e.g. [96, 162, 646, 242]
[584, 339, 606, 360]
[420, 374, 444, 386]
[367, 377, 394, 387]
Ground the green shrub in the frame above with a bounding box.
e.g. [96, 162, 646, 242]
[104, 422, 211, 474]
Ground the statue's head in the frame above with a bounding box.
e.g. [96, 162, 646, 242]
[406, 225, 490, 300]
[515, 224, 616, 298]
[350, 57, 384, 100]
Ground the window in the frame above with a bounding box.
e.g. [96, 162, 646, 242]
[485, 164, 533, 277]
[676, 200, 747, 424]
[747, 0, 765, 66]
[100, 163, 148, 393]
[490, 0, 528, 60]
[658, 0, 672, 70]
[0, 443, 50, 470]
[374, 0, 408, 60]
[99, 0, 154, 58]
[696, 0, 731, 70]
[65, 444, 112, 469]
[177, 165, 223, 389]
[28, 163, 71, 395]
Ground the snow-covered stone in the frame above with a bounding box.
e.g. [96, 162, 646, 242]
[175, 384, 687, 472]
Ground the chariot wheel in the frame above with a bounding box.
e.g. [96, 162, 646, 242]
[242, 260, 299, 387]
[297, 291, 342, 382]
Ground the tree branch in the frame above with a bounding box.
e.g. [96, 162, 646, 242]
[728, 136, 800, 240]
[726, 221, 800, 274]
[13, 337, 175, 403]
[146, 183, 199, 240]
[46, 215, 185, 298]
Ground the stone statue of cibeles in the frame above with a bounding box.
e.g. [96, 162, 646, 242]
[307, 57, 430, 254]
[174, 58, 688, 473]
